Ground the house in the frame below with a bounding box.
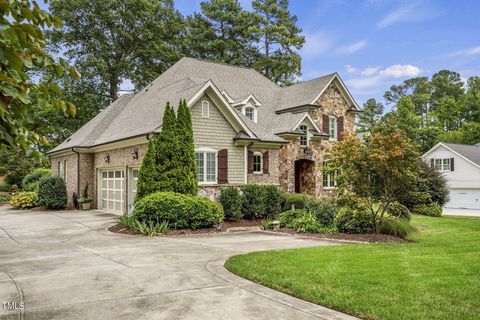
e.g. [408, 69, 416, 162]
[423, 142, 480, 209]
[47, 57, 361, 213]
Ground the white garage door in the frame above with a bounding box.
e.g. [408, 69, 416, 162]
[446, 189, 480, 209]
[99, 170, 124, 212]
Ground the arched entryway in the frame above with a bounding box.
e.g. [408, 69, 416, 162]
[294, 159, 316, 195]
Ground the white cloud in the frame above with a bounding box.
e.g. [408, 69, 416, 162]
[301, 31, 334, 58]
[347, 75, 383, 88]
[377, 2, 441, 29]
[380, 64, 421, 78]
[361, 67, 381, 76]
[345, 65, 358, 73]
[336, 40, 367, 55]
[447, 46, 480, 58]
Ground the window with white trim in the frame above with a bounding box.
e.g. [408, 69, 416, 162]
[253, 152, 263, 173]
[299, 125, 308, 146]
[201, 101, 209, 118]
[245, 106, 254, 121]
[434, 158, 450, 171]
[196, 149, 217, 183]
[58, 160, 67, 181]
[322, 162, 337, 188]
[329, 116, 337, 140]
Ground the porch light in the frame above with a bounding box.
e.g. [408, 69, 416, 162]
[303, 146, 312, 155]
[131, 148, 138, 160]
[104, 154, 110, 163]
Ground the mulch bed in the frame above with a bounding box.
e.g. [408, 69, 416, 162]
[271, 228, 413, 243]
[108, 219, 266, 237]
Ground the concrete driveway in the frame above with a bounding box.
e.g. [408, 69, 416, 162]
[443, 207, 480, 217]
[0, 205, 356, 320]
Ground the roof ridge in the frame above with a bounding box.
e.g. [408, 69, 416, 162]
[286, 73, 337, 87]
[443, 142, 480, 147]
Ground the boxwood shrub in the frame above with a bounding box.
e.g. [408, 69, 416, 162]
[218, 187, 242, 220]
[38, 176, 67, 209]
[334, 206, 374, 234]
[9, 192, 38, 209]
[412, 203, 442, 217]
[282, 193, 337, 227]
[241, 184, 267, 219]
[134, 192, 223, 229]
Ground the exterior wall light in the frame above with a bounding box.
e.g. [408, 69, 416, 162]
[104, 154, 110, 163]
[131, 148, 138, 160]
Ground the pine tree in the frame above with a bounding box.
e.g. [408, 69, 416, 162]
[175, 99, 198, 195]
[156, 103, 178, 192]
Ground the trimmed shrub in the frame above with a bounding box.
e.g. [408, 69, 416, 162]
[282, 193, 310, 211]
[282, 193, 337, 227]
[279, 209, 307, 228]
[263, 185, 282, 218]
[412, 203, 442, 217]
[388, 202, 411, 221]
[134, 192, 223, 230]
[335, 206, 374, 234]
[22, 168, 50, 188]
[242, 184, 267, 219]
[38, 176, 67, 209]
[290, 212, 321, 233]
[380, 218, 418, 238]
[219, 187, 243, 220]
[9, 192, 38, 209]
[400, 191, 432, 209]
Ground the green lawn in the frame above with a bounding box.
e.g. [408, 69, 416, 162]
[225, 215, 480, 320]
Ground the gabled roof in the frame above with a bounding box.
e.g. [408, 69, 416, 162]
[423, 142, 480, 168]
[49, 57, 357, 154]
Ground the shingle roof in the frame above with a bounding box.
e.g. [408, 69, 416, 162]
[49, 57, 350, 153]
[443, 143, 480, 166]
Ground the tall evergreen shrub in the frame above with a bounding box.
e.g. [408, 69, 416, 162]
[155, 103, 178, 192]
[175, 99, 197, 195]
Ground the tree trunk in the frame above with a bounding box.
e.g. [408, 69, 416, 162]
[110, 74, 118, 101]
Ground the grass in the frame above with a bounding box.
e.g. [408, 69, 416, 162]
[225, 215, 480, 320]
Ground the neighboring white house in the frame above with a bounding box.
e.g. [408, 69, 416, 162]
[423, 142, 480, 209]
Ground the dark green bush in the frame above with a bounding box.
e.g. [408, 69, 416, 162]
[242, 184, 267, 219]
[400, 191, 432, 209]
[281, 193, 310, 211]
[388, 202, 411, 221]
[218, 187, 243, 220]
[380, 218, 418, 238]
[263, 185, 282, 218]
[412, 203, 442, 217]
[22, 168, 50, 188]
[279, 209, 307, 227]
[38, 176, 67, 209]
[281, 193, 337, 227]
[134, 192, 223, 229]
[335, 206, 374, 234]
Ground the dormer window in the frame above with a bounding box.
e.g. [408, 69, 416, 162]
[299, 125, 308, 146]
[245, 106, 254, 121]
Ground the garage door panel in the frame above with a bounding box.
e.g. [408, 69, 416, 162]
[99, 169, 124, 213]
[446, 189, 480, 209]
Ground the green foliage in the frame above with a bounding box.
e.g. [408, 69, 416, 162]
[380, 218, 418, 239]
[387, 202, 411, 221]
[334, 207, 374, 234]
[0, 194, 11, 202]
[412, 203, 443, 217]
[23, 182, 39, 193]
[79, 184, 92, 203]
[0, 145, 43, 187]
[289, 212, 322, 233]
[38, 176, 67, 209]
[437, 122, 480, 145]
[263, 185, 282, 218]
[357, 98, 384, 133]
[281, 193, 337, 227]
[175, 99, 198, 195]
[21, 168, 51, 193]
[0, 0, 78, 151]
[134, 192, 224, 230]
[9, 192, 38, 209]
[242, 184, 267, 219]
[279, 209, 307, 228]
[219, 187, 243, 220]
[118, 215, 169, 237]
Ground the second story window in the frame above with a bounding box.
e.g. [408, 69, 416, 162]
[434, 158, 451, 171]
[299, 125, 308, 146]
[329, 116, 337, 140]
[202, 101, 209, 118]
[245, 106, 254, 121]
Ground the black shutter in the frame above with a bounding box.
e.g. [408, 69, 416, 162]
[263, 151, 269, 174]
[247, 150, 254, 174]
[450, 158, 455, 171]
[218, 149, 228, 184]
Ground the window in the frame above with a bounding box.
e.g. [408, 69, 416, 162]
[434, 158, 450, 171]
[201, 101, 209, 118]
[57, 160, 67, 181]
[196, 150, 217, 183]
[299, 125, 308, 146]
[329, 116, 337, 140]
[322, 162, 337, 188]
[253, 152, 263, 173]
[245, 106, 254, 121]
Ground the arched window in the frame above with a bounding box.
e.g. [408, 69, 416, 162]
[299, 125, 308, 146]
[245, 106, 254, 121]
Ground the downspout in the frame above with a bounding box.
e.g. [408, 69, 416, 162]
[72, 148, 80, 209]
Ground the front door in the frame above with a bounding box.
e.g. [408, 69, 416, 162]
[294, 161, 302, 193]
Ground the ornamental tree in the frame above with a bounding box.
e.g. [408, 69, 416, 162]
[175, 99, 197, 195]
[326, 132, 419, 233]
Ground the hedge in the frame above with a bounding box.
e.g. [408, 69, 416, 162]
[38, 176, 67, 209]
[134, 192, 223, 229]
[334, 206, 374, 234]
[218, 187, 242, 220]
[412, 203, 442, 217]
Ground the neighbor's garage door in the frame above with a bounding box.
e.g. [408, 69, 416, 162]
[446, 189, 480, 209]
[99, 170, 124, 212]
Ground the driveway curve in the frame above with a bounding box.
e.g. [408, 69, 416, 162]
[0, 206, 357, 320]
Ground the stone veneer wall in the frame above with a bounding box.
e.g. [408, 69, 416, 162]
[247, 148, 280, 185]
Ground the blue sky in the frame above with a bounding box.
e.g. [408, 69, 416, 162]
[41, 0, 480, 107]
[175, 0, 480, 107]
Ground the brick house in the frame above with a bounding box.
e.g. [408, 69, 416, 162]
[48, 58, 361, 214]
